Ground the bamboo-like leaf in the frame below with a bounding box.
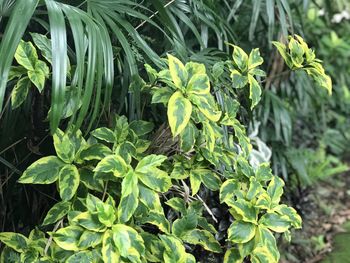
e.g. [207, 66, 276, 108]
[45, 0, 67, 133]
[0, 0, 37, 111]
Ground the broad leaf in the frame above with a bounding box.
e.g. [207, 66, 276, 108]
[167, 91, 192, 137]
[187, 74, 210, 95]
[167, 54, 188, 89]
[94, 154, 128, 178]
[53, 129, 75, 163]
[118, 171, 139, 223]
[112, 224, 145, 263]
[228, 221, 256, 243]
[52, 226, 84, 251]
[18, 156, 65, 184]
[0, 233, 28, 253]
[91, 127, 116, 143]
[14, 40, 38, 71]
[102, 230, 120, 263]
[11, 77, 31, 109]
[58, 164, 80, 201]
[42, 201, 70, 225]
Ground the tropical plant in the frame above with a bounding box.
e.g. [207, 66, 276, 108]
[0, 49, 303, 262]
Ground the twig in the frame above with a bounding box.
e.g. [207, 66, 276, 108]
[135, 0, 176, 31]
[196, 194, 218, 223]
[44, 219, 64, 255]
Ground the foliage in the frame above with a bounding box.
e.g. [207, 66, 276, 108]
[0, 50, 304, 262]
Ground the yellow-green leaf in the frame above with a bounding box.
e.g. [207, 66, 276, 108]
[189, 94, 221, 122]
[42, 201, 70, 226]
[248, 74, 262, 110]
[228, 221, 256, 243]
[187, 74, 210, 95]
[94, 154, 128, 178]
[223, 248, 243, 263]
[53, 129, 75, 164]
[0, 232, 28, 253]
[112, 224, 145, 263]
[102, 230, 120, 263]
[167, 91, 192, 137]
[18, 156, 65, 184]
[118, 171, 139, 223]
[167, 54, 188, 89]
[52, 226, 84, 251]
[11, 77, 31, 109]
[58, 164, 80, 201]
[28, 60, 49, 92]
[78, 231, 103, 250]
[14, 40, 38, 71]
[248, 48, 264, 69]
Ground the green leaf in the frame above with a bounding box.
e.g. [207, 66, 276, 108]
[288, 37, 304, 68]
[228, 221, 256, 243]
[129, 120, 154, 136]
[14, 40, 38, 71]
[256, 163, 273, 181]
[230, 70, 248, 89]
[11, 77, 31, 109]
[167, 54, 188, 89]
[220, 179, 239, 204]
[118, 171, 139, 223]
[267, 176, 285, 206]
[0, 233, 28, 253]
[189, 170, 201, 196]
[189, 94, 221, 122]
[42, 201, 70, 225]
[151, 86, 174, 104]
[53, 129, 75, 163]
[248, 74, 262, 110]
[159, 235, 195, 263]
[112, 224, 145, 263]
[165, 198, 187, 214]
[183, 229, 222, 253]
[167, 91, 192, 137]
[229, 199, 258, 223]
[179, 121, 197, 152]
[66, 251, 92, 263]
[30, 33, 53, 64]
[77, 230, 103, 250]
[259, 213, 290, 233]
[52, 226, 84, 251]
[272, 41, 293, 68]
[273, 205, 302, 229]
[194, 168, 221, 191]
[187, 74, 210, 95]
[142, 211, 170, 234]
[58, 164, 80, 201]
[172, 212, 198, 237]
[136, 154, 167, 173]
[28, 60, 49, 92]
[137, 167, 171, 193]
[232, 45, 248, 72]
[185, 61, 206, 77]
[251, 227, 279, 263]
[79, 168, 104, 192]
[20, 248, 39, 263]
[223, 248, 242, 263]
[102, 230, 120, 263]
[71, 212, 106, 232]
[94, 155, 128, 178]
[96, 202, 116, 227]
[246, 178, 263, 200]
[18, 156, 65, 184]
[78, 144, 112, 161]
[8, 66, 27, 81]
[248, 48, 264, 69]
[91, 127, 116, 143]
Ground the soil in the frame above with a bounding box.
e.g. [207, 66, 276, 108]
[280, 173, 350, 263]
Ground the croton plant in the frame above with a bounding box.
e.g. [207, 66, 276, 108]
[0, 35, 331, 263]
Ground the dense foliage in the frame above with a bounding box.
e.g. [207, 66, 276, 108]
[1, 0, 350, 262]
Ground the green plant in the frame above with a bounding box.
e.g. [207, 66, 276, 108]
[0, 47, 302, 262]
